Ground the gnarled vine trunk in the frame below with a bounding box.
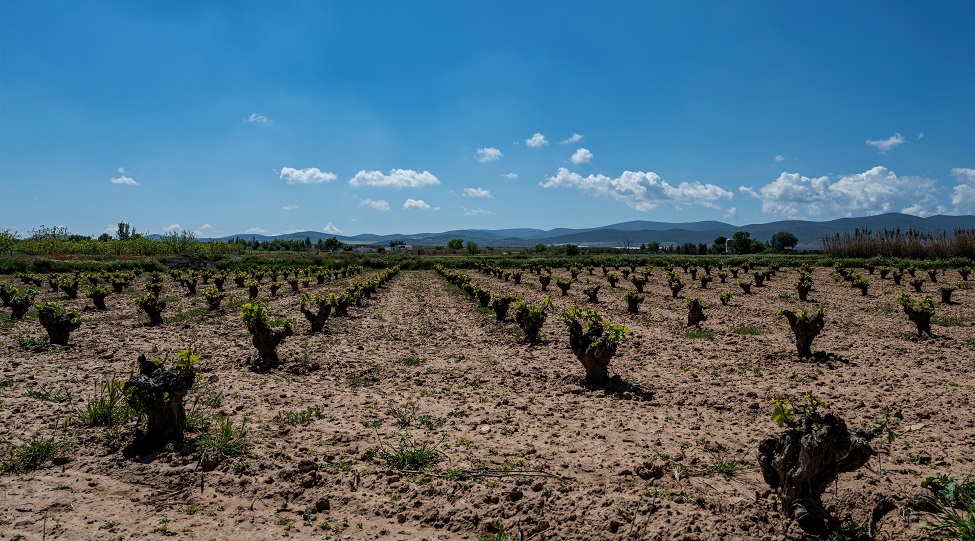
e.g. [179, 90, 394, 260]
[124, 355, 195, 449]
[756, 414, 875, 537]
[251, 322, 294, 369]
[780, 310, 825, 358]
[567, 319, 618, 385]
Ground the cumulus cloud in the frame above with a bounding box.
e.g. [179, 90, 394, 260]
[918, 132, 925, 140]
[949, 167, 975, 214]
[740, 166, 945, 219]
[571, 148, 593, 164]
[723, 207, 738, 221]
[246, 227, 269, 235]
[775, 155, 784, 163]
[322, 223, 343, 235]
[540, 167, 733, 212]
[525, 133, 548, 148]
[282, 204, 298, 211]
[866, 132, 906, 154]
[246, 113, 272, 124]
[561, 133, 583, 144]
[111, 167, 138, 186]
[475, 147, 503, 162]
[279, 167, 337, 185]
[359, 198, 390, 211]
[162, 224, 182, 233]
[349, 169, 439, 188]
[503, 173, 519, 180]
[403, 198, 439, 211]
[200, 224, 212, 230]
[464, 207, 495, 216]
[463, 187, 492, 198]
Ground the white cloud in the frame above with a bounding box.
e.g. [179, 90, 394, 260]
[774, 155, 784, 163]
[918, 132, 925, 140]
[475, 147, 503, 162]
[949, 168, 975, 214]
[403, 198, 439, 211]
[723, 207, 738, 221]
[561, 133, 584, 144]
[279, 167, 337, 185]
[246, 227, 269, 235]
[246, 113, 272, 124]
[503, 173, 519, 180]
[162, 224, 182, 233]
[200, 224, 212, 230]
[540, 167, 733, 211]
[866, 132, 906, 154]
[464, 207, 495, 216]
[740, 166, 946, 219]
[463, 187, 492, 198]
[571, 148, 593, 164]
[349, 169, 439, 188]
[525, 133, 548, 148]
[359, 198, 390, 211]
[110, 173, 138, 186]
[282, 204, 298, 211]
[322, 223, 343, 235]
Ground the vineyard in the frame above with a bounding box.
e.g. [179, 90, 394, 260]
[0, 257, 973, 540]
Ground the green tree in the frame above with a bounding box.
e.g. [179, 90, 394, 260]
[770, 231, 799, 252]
[466, 241, 480, 254]
[712, 236, 727, 254]
[321, 237, 343, 252]
[730, 231, 754, 254]
[565, 244, 580, 256]
[116, 222, 134, 240]
[533, 243, 547, 254]
[0, 229, 18, 255]
[447, 238, 464, 251]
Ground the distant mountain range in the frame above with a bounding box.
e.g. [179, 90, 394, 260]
[209, 213, 975, 249]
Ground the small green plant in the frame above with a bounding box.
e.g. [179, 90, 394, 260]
[17, 335, 56, 353]
[376, 434, 444, 470]
[196, 415, 248, 464]
[1, 434, 71, 474]
[871, 406, 898, 474]
[731, 325, 764, 335]
[917, 474, 975, 539]
[77, 376, 135, 427]
[277, 405, 326, 426]
[400, 356, 425, 366]
[23, 383, 71, 403]
[682, 329, 714, 339]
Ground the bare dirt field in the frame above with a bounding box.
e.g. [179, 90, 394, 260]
[1, 265, 973, 540]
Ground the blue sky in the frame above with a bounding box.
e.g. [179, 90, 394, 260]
[1, 1, 973, 238]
